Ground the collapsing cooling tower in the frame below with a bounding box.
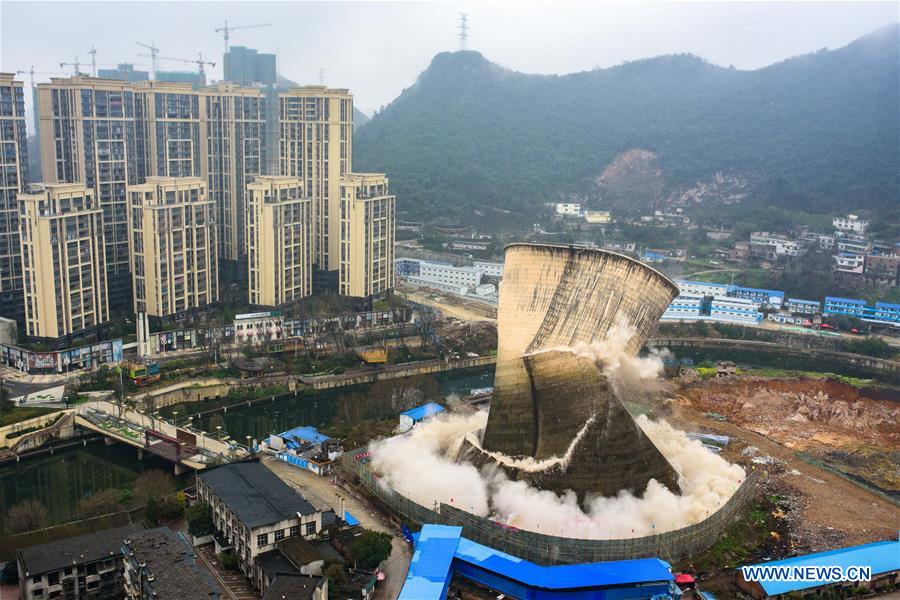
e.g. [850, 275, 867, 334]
[468, 243, 681, 503]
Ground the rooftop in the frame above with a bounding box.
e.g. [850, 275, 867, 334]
[746, 539, 900, 596]
[280, 426, 331, 444]
[125, 527, 221, 599]
[825, 296, 867, 305]
[17, 523, 144, 576]
[261, 574, 324, 600]
[198, 460, 318, 528]
[398, 525, 461, 600]
[400, 402, 445, 422]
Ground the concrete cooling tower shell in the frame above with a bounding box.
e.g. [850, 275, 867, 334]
[477, 244, 680, 500]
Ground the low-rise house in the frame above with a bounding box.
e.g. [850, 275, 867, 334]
[196, 460, 327, 591]
[122, 527, 221, 599]
[261, 574, 327, 600]
[16, 523, 144, 600]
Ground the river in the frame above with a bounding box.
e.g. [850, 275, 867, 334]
[0, 366, 494, 534]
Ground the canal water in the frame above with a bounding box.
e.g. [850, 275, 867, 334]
[0, 366, 494, 534]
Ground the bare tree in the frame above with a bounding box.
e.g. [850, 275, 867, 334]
[77, 489, 122, 519]
[418, 307, 437, 350]
[7, 499, 48, 533]
[134, 470, 176, 505]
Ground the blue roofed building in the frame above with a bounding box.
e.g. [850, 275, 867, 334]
[784, 298, 821, 316]
[730, 286, 785, 309]
[398, 525, 462, 600]
[736, 539, 900, 598]
[399, 524, 676, 599]
[823, 297, 900, 326]
[399, 402, 445, 432]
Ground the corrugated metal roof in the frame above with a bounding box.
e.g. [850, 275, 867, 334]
[398, 525, 461, 600]
[453, 536, 674, 589]
[825, 296, 867, 305]
[400, 402, 445, 422]
[750, 539, 900, 596]
[281, 426, 330, 444]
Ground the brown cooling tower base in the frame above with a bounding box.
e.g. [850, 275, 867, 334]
[460, 350, 680, 506]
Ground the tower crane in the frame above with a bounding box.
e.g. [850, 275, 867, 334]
[88, 46, 97, 76]
[214, 21, 272, 54]
[59, 55, 82, 76]
[148, 53, 217, 77]
[136, 41, 160, 79]
[15, 66, 66, 98]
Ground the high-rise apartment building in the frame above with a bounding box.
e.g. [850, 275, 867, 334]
[223, 46, 277, 87]
[278, 87, 353, 284]
[200, 83, 265, 265]
[0, 74, 28, 322]
[37, 77, 141, 310]
[246, 176, 311, 307]
[127, 177, 218, 320]
[37, 77, 264, 296]
[339, 173, 395, 299]
[19, 183, 108, 344]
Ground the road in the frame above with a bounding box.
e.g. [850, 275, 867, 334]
[262, 456, 411, 600]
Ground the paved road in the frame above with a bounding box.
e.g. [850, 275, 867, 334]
[262, 456, 411, 600]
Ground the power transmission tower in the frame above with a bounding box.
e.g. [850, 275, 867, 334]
[457, 13, 469, 51]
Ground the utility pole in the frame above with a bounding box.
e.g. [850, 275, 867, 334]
[457, 13, 469, 51]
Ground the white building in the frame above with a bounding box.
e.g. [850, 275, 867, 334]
[836, 237, 871, 254]
[749, 232, 803, 257]
[834, 253, 864, 274]
[234, 311, 284, 346]
[833, 214, 869, 236]
[709, 296, 763, 325]
[555, 202, 582, 217]
[677, 280, 730, 297]
[419, 262, 482, 288]
[197, 462, 328, 592]
[584, 210, 612, 224]
[474, 261, 504, 278]
[405, 276, 468, 296]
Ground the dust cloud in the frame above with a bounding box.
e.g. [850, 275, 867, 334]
[368, 319, 745, 539]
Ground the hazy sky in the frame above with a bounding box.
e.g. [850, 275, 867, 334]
[2, 1, 897, 116]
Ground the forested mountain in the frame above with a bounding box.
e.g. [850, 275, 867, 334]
[354, 24, 899, 226]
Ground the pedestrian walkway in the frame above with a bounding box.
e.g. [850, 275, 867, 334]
[0, 363, 69, 384]
[194, 542, 258, 600]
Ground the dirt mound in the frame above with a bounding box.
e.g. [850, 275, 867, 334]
[680, 377, 899, 492]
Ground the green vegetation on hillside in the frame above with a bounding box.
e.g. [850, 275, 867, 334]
[355, 25, 899, 227]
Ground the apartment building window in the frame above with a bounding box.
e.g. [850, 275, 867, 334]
[257, 533, 268, 547]
[305, 522, 316, 536]
[289, 525, 299, 537]
[274, 529, 285, 542]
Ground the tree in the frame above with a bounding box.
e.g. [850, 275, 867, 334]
[7, 499, 49, 533]
[133, 469, 176, 505]
[323, 562, 348, 599]
[0, 377, 12, 412]
[350, 530, 392, 569]
[77, 489, 122, 519]
[186, 501, 215, 537]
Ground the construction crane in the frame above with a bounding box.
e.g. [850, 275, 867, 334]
[88, 46, 97, 76]
[15, 66, 65, 90]
[59, 55, 82, 76]
[136, 41, 160, 79]
[214, 21, 272, 54]
[151, 53, 217, 77]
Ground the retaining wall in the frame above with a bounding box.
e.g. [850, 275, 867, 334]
[300, 355, 496, 390]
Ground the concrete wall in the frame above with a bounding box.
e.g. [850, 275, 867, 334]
[0, 410, 74, 450]
[483, 244, 678, 457]
[341, 452, 759, 566]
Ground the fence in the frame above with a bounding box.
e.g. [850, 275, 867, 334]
[340, 451, 760, 566]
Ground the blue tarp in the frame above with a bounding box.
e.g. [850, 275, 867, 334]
[453, 536, 674, 589]
[344, 511, 360, 527]
[400, 402, 445, 423]
[398, 525, 462, 600]
[280, 426, 331, 444]
[747, 540, 900, 596]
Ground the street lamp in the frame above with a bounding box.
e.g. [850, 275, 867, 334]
[216, 425, 222, 440]
[246, 435, 252, 452]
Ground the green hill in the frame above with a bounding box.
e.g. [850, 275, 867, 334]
[354, 24, 899, 227]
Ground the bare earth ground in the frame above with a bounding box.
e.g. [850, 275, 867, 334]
[669, 377, 900, 552]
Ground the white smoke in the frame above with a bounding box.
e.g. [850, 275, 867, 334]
[370, 414, 745, 538]
[368, 318, 744, 539]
